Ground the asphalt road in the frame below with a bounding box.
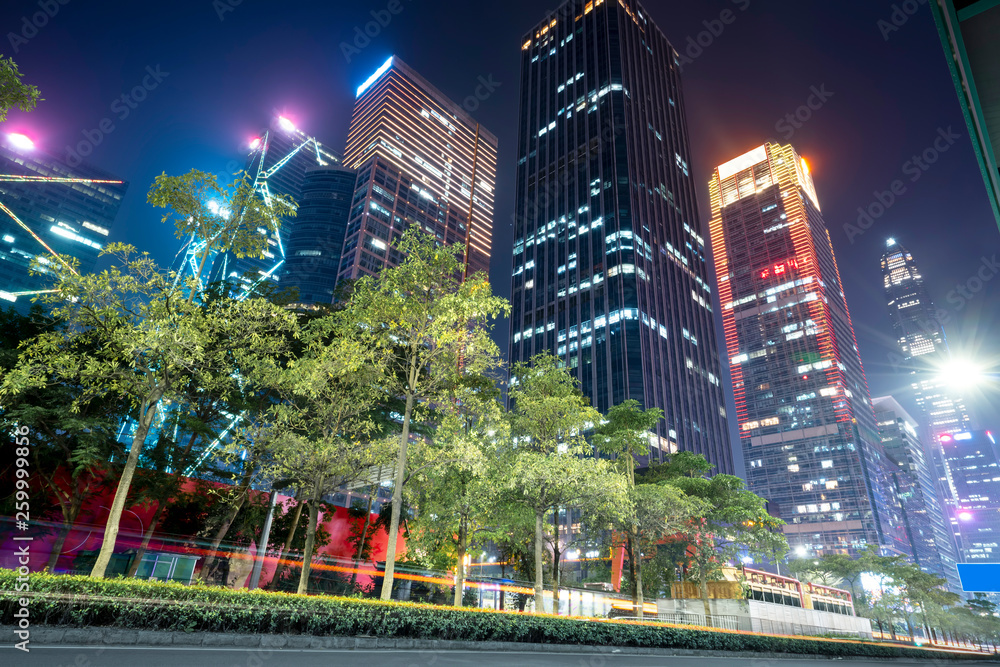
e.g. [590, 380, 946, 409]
[4, 646, 998, 667]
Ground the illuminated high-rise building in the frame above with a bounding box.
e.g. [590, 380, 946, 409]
[879, 239, 972, 490]
[339, 56, 497, 282]
[207, 116, 339, 295]
[874, 396, 961, 592]
[509, 0, 732, 472]
[709, 142, 910, 557]
[0, 138, 127, 313]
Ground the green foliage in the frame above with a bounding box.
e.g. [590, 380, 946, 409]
[0, 55, 40, 121]
[2, 571, 992, 659]
[343, 227, 508, 599]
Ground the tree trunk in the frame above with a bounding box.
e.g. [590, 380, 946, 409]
[552, 509, 560, 609]
[453, 520, 466, 607]
[45, 494, 84, 572]
[380, 389, 414, 601]
[635, 530, 644, 620]
[268, 491, 305, 590]
[626, 533, 637, 607]
[699, 562, 711, 622]
[200, 463, 255, 578]
[533, 508, 545, 611]
[199, 490, 248, 579]
[349, 490, 375, 589]
[91, 388, 163, 578]
[297, 481, 321, 595]
[126, 505, 164, 577]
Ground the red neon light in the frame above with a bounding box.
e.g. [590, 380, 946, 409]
[774, 263, 786, 275]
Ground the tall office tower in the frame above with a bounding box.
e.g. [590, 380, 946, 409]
[874, 396, 961, 592]
[0, 138, 127, 313]
[880, 238, 972, 510]
[207, 116, 339, 295]
[282, 165, 357, 305]
[508, 0, 732, 472]
[339, 56, 497, 283]
[940, 430, 1000, 564]
[709, 142, 910, 557]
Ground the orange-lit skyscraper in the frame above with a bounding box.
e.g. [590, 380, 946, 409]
[338, 56, 497, 283]
[709, 142, 911, 558]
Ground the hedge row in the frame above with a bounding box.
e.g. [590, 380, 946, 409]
[0, 570, 988, 659]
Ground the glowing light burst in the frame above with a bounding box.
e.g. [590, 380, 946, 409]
[277, 116, 296, 132]
[249, 137, 262, 150]
[6, 133, 34, 150]
[936, 358, 988, 390]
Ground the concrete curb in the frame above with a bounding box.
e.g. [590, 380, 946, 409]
[3, 626, 994, 661]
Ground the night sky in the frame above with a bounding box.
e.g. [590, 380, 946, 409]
[3, 0, 998, 466]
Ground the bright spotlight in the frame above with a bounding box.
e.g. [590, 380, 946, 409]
[249, 137, 261, 150]
[936, 359, 987, 390]
[7, 133, 35, 151]
[277, 116, 295, 132]
[959, 511, 973, 522]
[795, 546, 808, 557]
[886, 237, 896, 247]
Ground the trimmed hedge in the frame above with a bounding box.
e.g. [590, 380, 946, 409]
[0, 570, 989, 659]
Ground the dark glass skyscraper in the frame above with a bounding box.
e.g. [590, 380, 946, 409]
[339, 57, 497, 283]
[282, 165, 356, 305]
[874, 396, 961, 592]
[709, 142, 909, 557]
[0, 139, 127, 313]
[509, 0, 731, 472]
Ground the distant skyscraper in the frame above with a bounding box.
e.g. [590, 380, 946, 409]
[282, 165, 356, 305]
[879, 239, 971, 525]
[874, 396, 961, 592]
[509, 0, 732, 472]
[709, 142, 909, 557]
[208, 116, 339, 294]
[339, 56, 497, 283]
[940, 430, 1000, 565]
[0, 140, 127, 312]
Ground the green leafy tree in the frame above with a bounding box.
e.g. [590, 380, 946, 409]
[1, 171, 297, 578]
[0, 307, 127, 571]
[344, 227, 509, 600]
[406, 373, 507, 606]
[250, 315, 393, 594]
[596, 400, 661, 615]
[661, 457, 788, 618]
[504, 352, 628, 610]
[0, 55, 40, 121]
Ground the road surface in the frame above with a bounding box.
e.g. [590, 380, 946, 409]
[4, 646, 997, 667]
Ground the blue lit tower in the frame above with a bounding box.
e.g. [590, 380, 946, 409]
[201, 116, 339, 296]
[510, 0, 732, 472]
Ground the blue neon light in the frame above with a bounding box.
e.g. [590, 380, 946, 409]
[356, 57, 393, 98]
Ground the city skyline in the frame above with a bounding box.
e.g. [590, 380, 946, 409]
[2, 0, 999, 464]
